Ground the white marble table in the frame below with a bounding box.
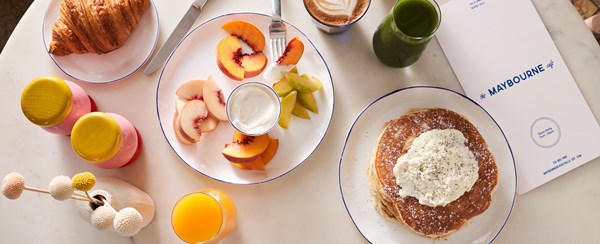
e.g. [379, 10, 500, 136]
[1, 0, 599, 243]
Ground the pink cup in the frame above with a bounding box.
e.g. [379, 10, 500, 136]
[21, 76, 97, 135]
[70, 112, 142, 169]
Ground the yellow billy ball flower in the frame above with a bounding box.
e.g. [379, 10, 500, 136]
[71, 172, 96, 192]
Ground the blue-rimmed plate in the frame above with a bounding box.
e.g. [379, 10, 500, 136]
[339, 86, 516, 243]
[42, 0, 159, 83]
[156, 13, 334, 184]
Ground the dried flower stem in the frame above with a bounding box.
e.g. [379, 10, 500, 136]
[23, 186, 93, 203]
[84, 191, 103, 205]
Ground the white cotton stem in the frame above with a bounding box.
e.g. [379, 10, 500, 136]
[23, 186, 93, 202]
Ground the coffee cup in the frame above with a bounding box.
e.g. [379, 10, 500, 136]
[303, 0, 370, 34]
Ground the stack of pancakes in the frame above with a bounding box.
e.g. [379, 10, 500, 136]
[368, 108, 498, 238]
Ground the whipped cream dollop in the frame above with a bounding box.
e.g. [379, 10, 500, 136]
[262, 64, 294, 81]
[393, 129, 479, 207]
[314, 0, 358, 17]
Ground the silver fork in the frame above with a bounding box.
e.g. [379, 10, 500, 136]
[269, 0, 286, 63]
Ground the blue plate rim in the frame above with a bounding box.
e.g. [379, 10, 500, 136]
[156, 12, 335, 185]
[338, 85, 517, 242]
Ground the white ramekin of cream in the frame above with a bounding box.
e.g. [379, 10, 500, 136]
[226, 82, 281, 136]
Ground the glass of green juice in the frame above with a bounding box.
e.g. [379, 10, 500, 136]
[372, 0, 441, 68]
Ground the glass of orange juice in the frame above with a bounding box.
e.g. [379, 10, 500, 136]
[172, 189, 237, 243]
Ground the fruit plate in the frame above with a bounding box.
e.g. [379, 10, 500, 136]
[156, 13, 334, 184]
[42, 0, 159, 83]
[339, 86, 516, 243]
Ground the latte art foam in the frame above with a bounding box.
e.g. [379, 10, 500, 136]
[315, 0, 358, 17]
[304, 0, 369, 26]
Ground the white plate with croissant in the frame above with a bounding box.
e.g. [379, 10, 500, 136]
[42, 0, 159, 83]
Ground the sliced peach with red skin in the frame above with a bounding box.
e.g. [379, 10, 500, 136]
[240, 52, 267, 78]
[277, 37, 304, 65]
[225, 144, 253, 170]
[242, 157, 267, 171]
[175, 97, 187, 114]
[221, 20, 265, 52]
[218, 21, 268, 80]
[176, 79, 205, 101]
[231, 161, 253, 170]
[227, 138, 275, 170]
[222, 143, 261, 164]
[199, 114, 219, 132]
[173, 111, 196, 145]
[217, 35, 268, 80]
[222, 131, 270, 163]
[179, 100, 209, 141]
[261, 138, 279, 165]
[217, 36, 244, 81]
[230, 158, 266, 171]
[203, 76, 228, 121]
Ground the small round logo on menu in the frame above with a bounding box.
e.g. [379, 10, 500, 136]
[530, 117, 561, 148]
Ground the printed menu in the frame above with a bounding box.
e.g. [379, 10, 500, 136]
[436, 0, 600, 194]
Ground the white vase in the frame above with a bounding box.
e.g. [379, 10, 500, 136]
[75, 176, 155, 229]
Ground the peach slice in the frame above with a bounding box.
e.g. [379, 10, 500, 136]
[240, 52, 267, 78]
[176, 79, 205, 101]
[173, 111, 196, 145]
[246, 157, 267, 171]
[199, 114, 219, 133]
[221, 20, 266, 52]
[222, 131, 270, 164]
[203, 76, 228, 121]
[231, 157, 266, 171]
[231, 161, 253, 170]
[228, 137, 277, 170]
[179, 100, 209, 141]
[217, 36, 245, 81]
[175, 97, 187, 114]
[216, 36, 268, 80]
[261, 138, 279, 165]
[225, 143, 253, 170]
[217, 22, 268, 80]
[277, 37, 304, 66]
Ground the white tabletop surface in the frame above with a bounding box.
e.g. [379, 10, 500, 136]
[1, 0, 599, 243]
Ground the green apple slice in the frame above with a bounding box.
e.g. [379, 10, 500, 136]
[301, 74, 323, 89]
[284, 72, 321, 93]
[292, 99, 311, 120]
[278, 91, 297, 129]
[298, 91, 318, 114]
[273, 77, 294, 97]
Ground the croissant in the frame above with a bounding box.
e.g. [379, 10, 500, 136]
[49, 0, 151, 56]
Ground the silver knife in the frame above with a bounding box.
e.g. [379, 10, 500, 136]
[144, 0, 209, 75]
